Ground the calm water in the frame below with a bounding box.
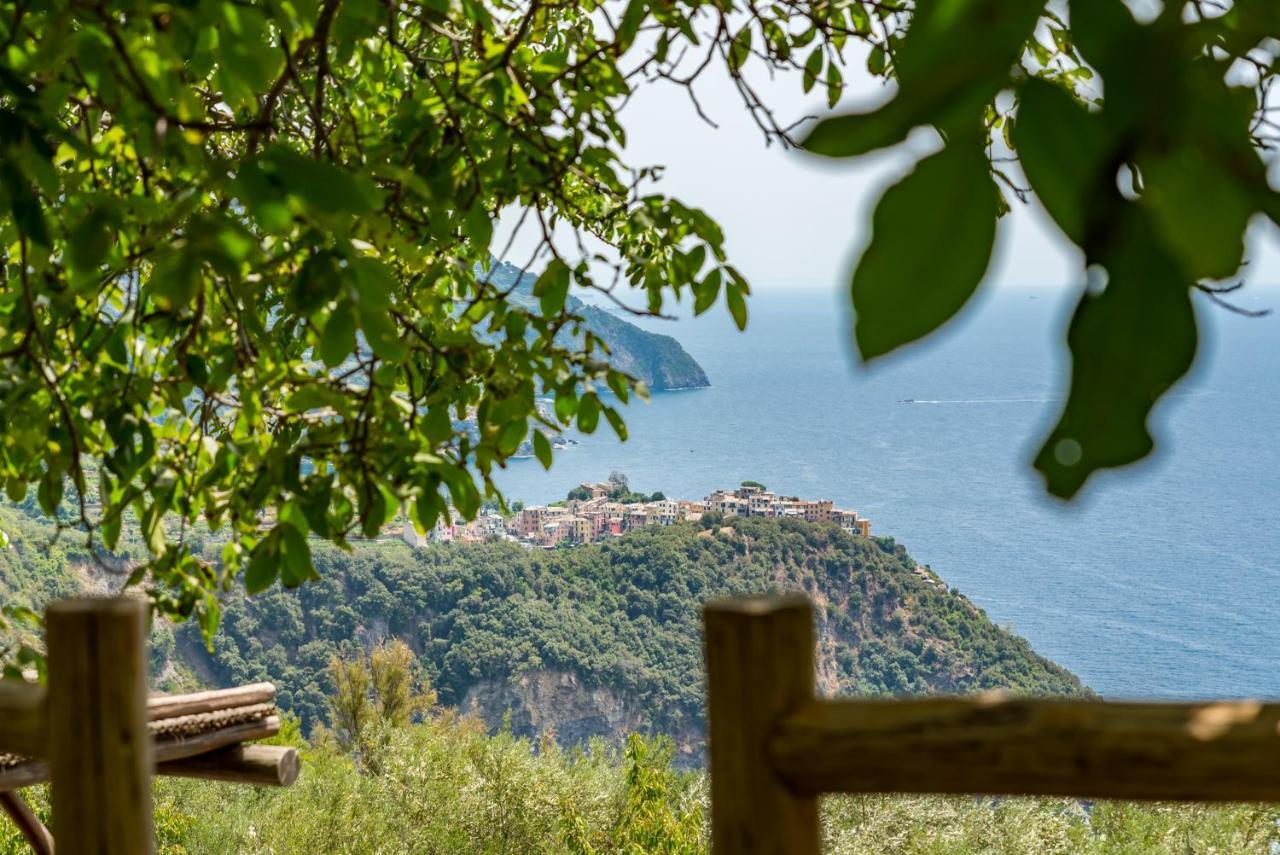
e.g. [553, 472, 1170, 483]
[494, 287, 1280, 699]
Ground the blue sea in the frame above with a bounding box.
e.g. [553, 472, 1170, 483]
[494, 286, 1280, 700]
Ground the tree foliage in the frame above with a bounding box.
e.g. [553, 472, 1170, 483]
[805, 0, 1279, 497]
[184, 517, 1087, 734]
[3, 0, 1270, 636]
[0, 0, 887, 630]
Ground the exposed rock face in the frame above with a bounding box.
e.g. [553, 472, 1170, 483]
[463, 669, 644, 746]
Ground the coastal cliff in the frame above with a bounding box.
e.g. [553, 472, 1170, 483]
[174, 517, 1087, 760]
[482, 261, 710, 391]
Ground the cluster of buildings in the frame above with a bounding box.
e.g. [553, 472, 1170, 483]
[703, 484, 871, 537]
[400, 481, 871, 549]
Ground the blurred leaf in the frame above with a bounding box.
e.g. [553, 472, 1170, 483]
[1014, 78, 1110, 244]
[532, 430, 552, 469]
[1142, 148, 1251, 281]
[534, 259, 571, 317]
[320, 301, 357, 367]
[577, 392, 600, 433]
[279, 523, 315, 588]
[805, 0, 1043, 157]
[1034, 211, 1196, 498]
[149, 251, 201, 312]
[245, 533, 280, 595]
[851, 134, 997, 359]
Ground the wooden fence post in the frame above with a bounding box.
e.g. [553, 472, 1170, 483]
[47, 597, 154, 854]
[703, 595, 819, 855]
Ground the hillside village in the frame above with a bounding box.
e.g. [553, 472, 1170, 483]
[400, 477, 872, 548]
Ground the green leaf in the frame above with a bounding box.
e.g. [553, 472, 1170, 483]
[1142, 148, 1252, 280]
[1, 160, 49, 247]
[850, 134, 998, 360]
[554, 391, 578, 424]
[725, 280, 748, 331]
[693, 269, 721, 316]
[102, 510, 122, 551]
[1013, 78, 1111, 244]
[68, 208, 113, 271]
[464, 205, 493, 250]
[149, 251, 201, 312]
[263, 146, 380, 214]
[37, 470, 63, 517]
[577, 392, 600, 433]
[533, 259, 571, 317]
[244, 533, 280, 595]
[320, 301, 357, 367]
[804, 0, 1043, 157]
[443, 471, 479, 519]
[803, 47, 823, 94]
[358, 302, 406, 362]
[825, 63, 843, 109]
[803, 98, 930, 159]
[279, 523, 314, 588]
[603, 406, 627, 441]
[532, 430, 552, 469]
[289, 250, 345, 315]
[728, 26, 752, 72]
[414, 489, 442, 534]
[1034, 210, 1196, 498]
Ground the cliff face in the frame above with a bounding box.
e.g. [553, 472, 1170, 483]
[574, 305, 709, 390]
[482, 261, 710, 391]
[463, 670, 645, 747]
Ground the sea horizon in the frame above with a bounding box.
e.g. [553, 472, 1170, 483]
[495, 285, 1280, 700]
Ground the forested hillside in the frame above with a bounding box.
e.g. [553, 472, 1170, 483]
[0, 506, 1086, 756]
[178, 516, 1086, 754]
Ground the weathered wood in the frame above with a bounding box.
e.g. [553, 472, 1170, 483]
[0, 790, 54, 855]
[703, 596, 819, 855]
[771, 693, 1280, 802]
[0, 681, 46, 757]
[1, 716, 282, 793]
[160, 744, 300, 787]
[0, 761, 48, 793]
[147, 683, 276, 721]
[47, 597, 154, 854]
[153, 716, 281, 764]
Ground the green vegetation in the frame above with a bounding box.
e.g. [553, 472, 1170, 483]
[6, 713, 1277, 854]
[2, 0, 1267, 635]
[0, 0, 863, 634]
[804, 0, 1277, 497]
[0, 505, 195, 689]
[180, 517, 1085, 741]
[566, 481, 664, 504]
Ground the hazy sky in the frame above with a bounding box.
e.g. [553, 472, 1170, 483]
[609, 51, 1280, 295]
[494, 39, 1280, 301]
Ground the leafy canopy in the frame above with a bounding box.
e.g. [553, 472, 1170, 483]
[805, 0, 1279, 498]
[0, 0, 888, 635]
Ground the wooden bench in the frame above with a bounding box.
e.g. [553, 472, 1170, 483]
[0, 597, 300, 854]
[704, 595, 1280, 854]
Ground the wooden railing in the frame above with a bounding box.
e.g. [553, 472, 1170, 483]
[704, 595, 1280, 854]
[0, 597, 300, 854]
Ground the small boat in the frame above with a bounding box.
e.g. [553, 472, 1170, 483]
[898, 398, 914, 404]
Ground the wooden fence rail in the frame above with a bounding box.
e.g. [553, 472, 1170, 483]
[0, 597, 300, 854]
[704, 595, 1280, 855]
